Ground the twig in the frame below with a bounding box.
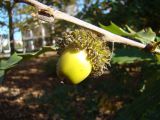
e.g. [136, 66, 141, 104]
[14, 0, 160, 54]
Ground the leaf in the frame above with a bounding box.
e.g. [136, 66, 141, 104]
[0, 70, 5, 83]
[0, 45, 56, 72]
[18, 46, 57, 59]
[125, 25, 136, 34]
[0, 53, 23, 70]
[0, 60, 8, 70]
[7, 53, 23, 67]
[99, 22, 131, 36]
[155, 54, 160, 63]
[100, 22, 156, 44]
[156, 36, 160, 42]
[112, 47, 154, 64]
[135, 28, 156, 44]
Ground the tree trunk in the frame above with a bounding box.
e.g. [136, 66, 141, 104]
[8, 3, 14, 54]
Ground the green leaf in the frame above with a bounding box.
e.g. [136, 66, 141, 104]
[155, 54, 160, 63]
[100, 22, 156, 44]
[0, 60, 8, 70]
[125, 25, 136, 34]
[99, 22, 131, 36]
[7, 53, 23, 67]
[18, 46, 57, 59]
[0, 70, 5, 83]
[135, 28, 156, 44]
[156, 36, 160, 42]
[0, 53, 23, 70]
[112, 47, 154, 64]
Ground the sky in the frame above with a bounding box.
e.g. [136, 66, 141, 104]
[0, 8, 9, 35]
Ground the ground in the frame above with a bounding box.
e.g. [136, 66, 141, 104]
[0, 52, 58, 120]
[0, 52, 125, 120]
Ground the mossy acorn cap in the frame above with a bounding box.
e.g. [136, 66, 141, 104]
[59, 29, 111, 76]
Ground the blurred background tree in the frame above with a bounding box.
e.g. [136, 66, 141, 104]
[0, 0, 78, 53]
[0, 0, 15, 53]
[78, 0, 160, 34]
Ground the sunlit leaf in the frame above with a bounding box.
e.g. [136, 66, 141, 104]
[0, 53, 22, 70]
[155, 54, 160, 63]
[18, 46, 57, 59]
[99, 22, 131, 36]
[0, 60, 8, 70]
[135, 28, 156, 44]
[100, 22, 156, 44]
[7, 53, 23, 67]
[125, 25, 136, 34]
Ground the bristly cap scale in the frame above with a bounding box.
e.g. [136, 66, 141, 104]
[59, 29, 111, 76]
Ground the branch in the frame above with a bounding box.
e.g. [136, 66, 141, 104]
[14, 0, 160, 54]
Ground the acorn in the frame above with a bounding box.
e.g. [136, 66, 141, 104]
[56, 29, 111, 84]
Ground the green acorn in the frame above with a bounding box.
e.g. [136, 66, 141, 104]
[57, 29, 111, 84]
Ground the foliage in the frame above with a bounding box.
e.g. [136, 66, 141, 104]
[112, 47, 155, 64]
[98, 22, 160, 119]
[100, 22, 159, 64]
[0, 53, 22, 83]
[18, 46, 58, 59]
[106, 0, 160, 33]
[100, 22, 156, 44]
[0, 46, 57, 82]
[79, 0, 160, 33]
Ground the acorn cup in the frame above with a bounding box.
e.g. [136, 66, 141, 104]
[56, 29, 111, 84]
